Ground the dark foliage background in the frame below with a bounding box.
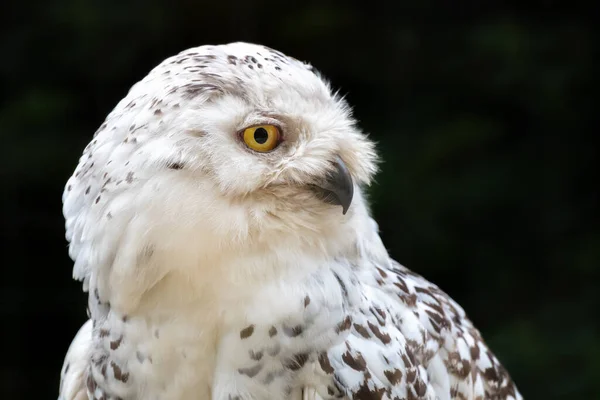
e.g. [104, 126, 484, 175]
[1, 1, 598, 399]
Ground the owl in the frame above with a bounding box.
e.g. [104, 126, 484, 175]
[58, 42, 522, 400]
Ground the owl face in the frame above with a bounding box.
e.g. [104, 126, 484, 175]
[149, 43, 378, 220]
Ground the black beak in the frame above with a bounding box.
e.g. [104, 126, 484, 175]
[312, 156, 354, 215]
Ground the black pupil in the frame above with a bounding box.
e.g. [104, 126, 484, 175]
[254, 128, 269, 144]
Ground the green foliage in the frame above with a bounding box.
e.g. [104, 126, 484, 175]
[1, 1, 597, 399]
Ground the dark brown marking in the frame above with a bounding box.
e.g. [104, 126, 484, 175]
[414, 378, 427, 396]
[401, 293, 418, 307]
[425, 301, 444, 315]
[446, 352, 471, 378]
[405, 339, 422, 353]
[367, 321, 391, 344]
[282, 324, 303, 337]
[426, 309, 448, 333]
[111, 362, 129, 383]
[183, 83, 220, 98]
[93, 354, 107, 366]
[318, 352, 334, 374]
[353, 323, 371, 338]
[354, 380, 386, 400]
[285, 352, 309, 371]
[336, 316, 352, 333]
[376, 267, 388, 278]
[304, 295, 311, 307]
[240, 325, 255, 339]
[384, 368, 403, 385]
[110, 336, 123, 350]
[238, 364, 263, 378]
[470, 345, 480, 360]
[415, 286, 432, 295]
[86, 373, 97, 392]
[332, 272, 348, 298]
[373, 307, 386, 321]
[342, 349, 367, 371]
[249, 350, 263, 361]
[167, 161, 184, 170]
[483, 367, 499, 382]
[394, 278, 410, 294]
[268, 326, 277, 337]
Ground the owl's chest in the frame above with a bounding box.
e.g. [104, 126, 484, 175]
[211, 282, 353, 399]
[88, 302, 221, 400]
[89, 265, 356, 400]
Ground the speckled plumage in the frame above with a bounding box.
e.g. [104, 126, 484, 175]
[59, 42, 522, 400]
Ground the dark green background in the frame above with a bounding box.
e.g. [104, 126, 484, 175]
[1, 1, 598, 399]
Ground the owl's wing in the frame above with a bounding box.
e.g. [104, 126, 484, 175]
[315, 260, 522, 400]
[59, 320, 93, 400]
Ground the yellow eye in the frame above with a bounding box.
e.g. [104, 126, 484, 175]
[242, 125, 280, 152]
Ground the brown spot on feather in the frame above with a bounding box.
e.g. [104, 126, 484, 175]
[240, 325, 254, 339]
[304, 295, 311, 307]
[384, 369, 402, 384]
[111, 362, 129, 382]
[353, 323, 371, 338]
[238, 364, 262, 378]
[367, 321, 391, 344]
[282, 324, 303, 337]
[268, 326, 277, 337]
[110, 336, 123, 350]
[318, 352, 334, 374]
[336, 316, 352, 333]
[285, 352, 309, 371]
[342, 349, 366, 371]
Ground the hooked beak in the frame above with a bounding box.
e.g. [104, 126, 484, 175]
[311, 156, 354, 215]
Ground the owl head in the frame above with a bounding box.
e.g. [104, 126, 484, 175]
[63, 43, 380, 306]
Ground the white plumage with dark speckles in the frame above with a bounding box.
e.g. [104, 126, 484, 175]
[59, 42, 522, 400]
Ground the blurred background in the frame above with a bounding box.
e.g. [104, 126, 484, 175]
[1, 1, 598, 399]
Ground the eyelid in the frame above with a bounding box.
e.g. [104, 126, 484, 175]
[238, 114, 285, 131]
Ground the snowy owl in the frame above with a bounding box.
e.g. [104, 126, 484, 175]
[59, 42, 522, 400]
